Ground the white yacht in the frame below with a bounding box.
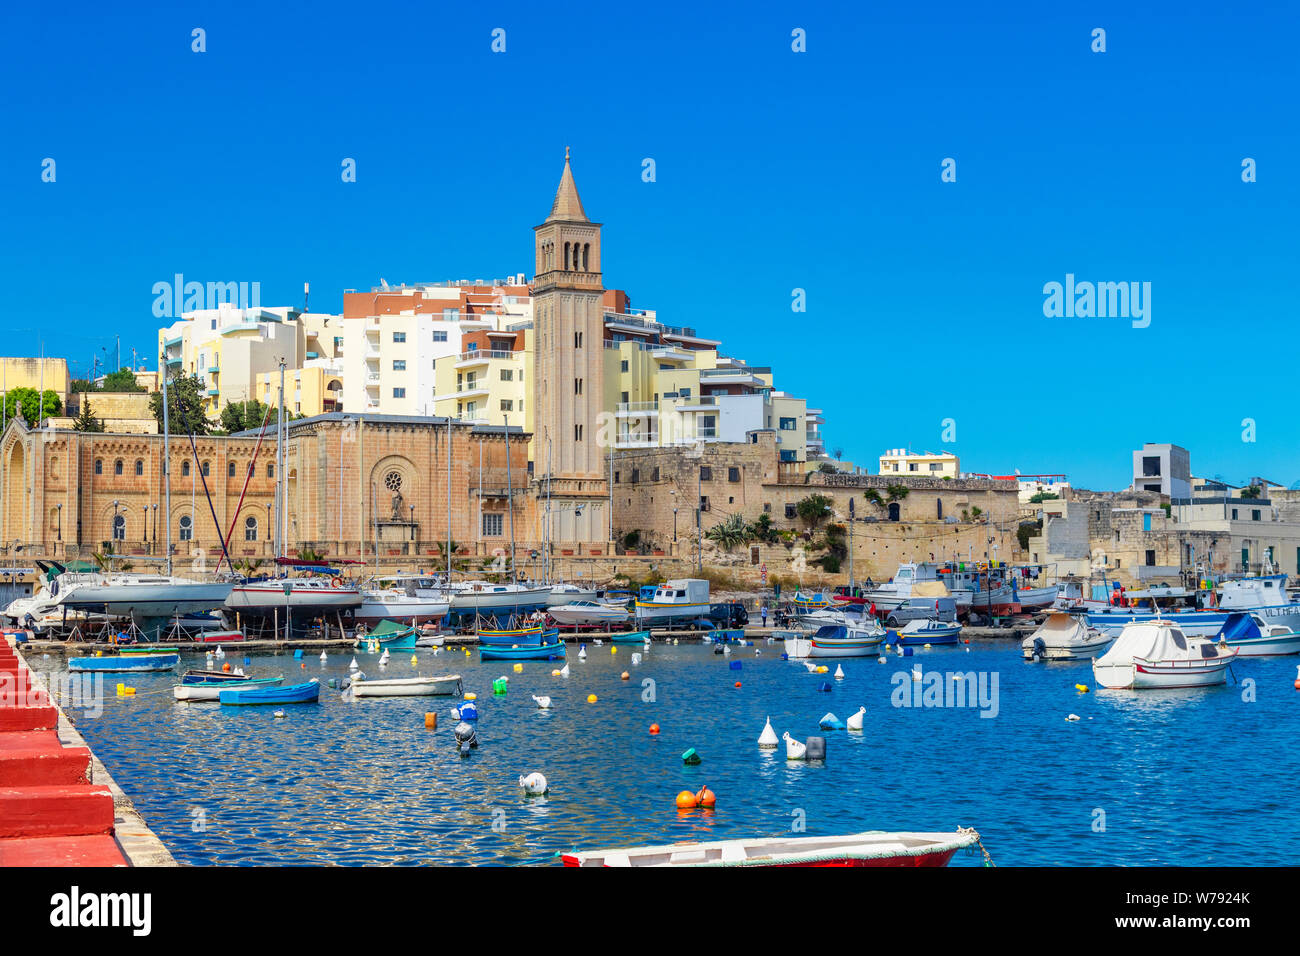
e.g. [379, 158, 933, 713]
[549, 600, 630, 627]
[56, 574, 234, 623]
[546, 583, 599, 606]
[225, 577, 362, 619]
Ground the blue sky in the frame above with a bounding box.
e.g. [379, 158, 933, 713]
[2, 1, 1296, 490]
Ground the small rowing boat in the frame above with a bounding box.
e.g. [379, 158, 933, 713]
[349, 674, 463, 698]
[609, 629, 651, 644]
[479, 641, 567, 661]
[220, 679, 321, 705]
[894, 620, 962, 645]
[561, 829, 982, 868]
[68, 653, 179, 673]
[174, 677, 284, 701]
[476, 623, 554, 647]
[357, 619, 419, 651]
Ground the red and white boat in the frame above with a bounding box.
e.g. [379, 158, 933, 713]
[1093, 619, 1237, 689]
[561, 829, 982, 868]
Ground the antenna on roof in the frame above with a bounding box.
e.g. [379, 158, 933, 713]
[380, 278, 390, 291]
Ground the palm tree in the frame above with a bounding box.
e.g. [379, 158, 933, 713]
[705, 514, 751, 551]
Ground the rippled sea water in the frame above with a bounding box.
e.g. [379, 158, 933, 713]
[48, 639, 1300, 866]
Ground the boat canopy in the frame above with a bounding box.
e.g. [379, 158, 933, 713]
[1095, 621, 1192, 666]
[1214, 612, 1260, 644]
[911, 581, 951, 598]
[1024, 612, 1090, 646]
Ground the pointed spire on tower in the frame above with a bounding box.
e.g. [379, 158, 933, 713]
[547, 147, 588, 223]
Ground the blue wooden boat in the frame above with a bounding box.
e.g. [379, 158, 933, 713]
[708, 628, 746, 644]
[68, 653, 179, 673]
[181, 669, 259, 685]
[220, 679, 321, 705]
[479, 641, 567, 661]
[610, 629, 651, 644]
[476, 625, 558, 647]
[359, 620, 418, 650]
[892, 621, 962, 645]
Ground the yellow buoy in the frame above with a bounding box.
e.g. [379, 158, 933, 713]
[551, 669, 561, 677]
[815, 665, 828, 674]
[611, 646, 618, 654]
[513, 663, 523, 673]
[1075, 683, 1089, 693]
[587, 693, 598, 703]
[465, 692, 477, 701]
[410, 655, 418, 666]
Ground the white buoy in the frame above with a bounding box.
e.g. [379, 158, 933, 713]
[755, 649, 761, 656]
[532, 694, 552, 709]
[349, 657, 359, 671]
[834, 663, 845, 680]
[273, 710, 286, 719]
[214, 646, 225, 658]
[1066, 713, 1081, 722]
[234, 667, 245, 677]
[912, 663, 922, 682]
[559, 663, 570, 677]
[631, 653, 642, 665]
[319, 650, 328, 662]
[722, 645, 731, 656]
[877, 655, 887, 664]
[783, 732, 807, 761]
[519, 772, 549, 795]
[578, 646, 587, 660]
[847, 706, 866, 731]
[593, 639, 603, 646]
[758, 717, 779, 748]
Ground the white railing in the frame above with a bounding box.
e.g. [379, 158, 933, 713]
[458, 349, 515, 361]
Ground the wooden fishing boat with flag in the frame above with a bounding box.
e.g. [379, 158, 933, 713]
[561, 829, 986, 868]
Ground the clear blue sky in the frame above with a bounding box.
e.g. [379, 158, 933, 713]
[2, 1, 1296, 490]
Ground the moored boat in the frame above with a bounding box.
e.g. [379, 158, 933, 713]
[220, 679, 321, 705]
[1213, 611, 1300, 657]
[1092, 619, 1236, 689]
[609, 629, 651, 644]
[357, 619, 419, 650]
[174, 677, 284, 701]
[796, 622, 887, 658]
[894, 620, 962, 645]
[348, 674, 463, 697]
[560, 829, 982, 867]
[476, 624, 556, 647]
[1022, 612, 1112, 661]
[68, 653, 179, 673]
[479, 641, 566, 661]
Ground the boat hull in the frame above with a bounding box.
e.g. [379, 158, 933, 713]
[479, 641, 566, 661]
[174, 677, 283, 701]
[895, 624, 962, 646]
[350, 675, 463, 697]
[634, 602, 711, 626]
[353, 598, 449, 627]
[548, 604, 629, 626]
[1217, 632, 1300, 657]
[225, 583, 362, 618]
[476, 626, 557, 647]
[59, 581, 234, 620]
[449, 587, 553, 611]
[220, 680, 321, 705]
[807, 636, 886, 657]
[68, 654, 179, 672]
[1022, 637, 1113, 661]
[1093, 658, 1233, 690]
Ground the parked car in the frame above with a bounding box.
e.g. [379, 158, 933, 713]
[705, 602, 749, 628]
[885, 597, 957, 627]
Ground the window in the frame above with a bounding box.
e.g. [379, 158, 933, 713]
[614, 471, 620, 484]
[393, 360, 406, 371]
[500, 399, 513, 412]
[700, 466, 713, 481]
[114, 459, 123, 476]
[779, 417, 797, 430]
[500, 369, 513, 381]
[700, 496, 710, 512]
[202, 461, 210, 476]
[728, 467, 741, 482]
[482, 513, 503, 536]
[1252, 509, 1261, 521]
[228, 461, 236, 477]
[1142, 455, 1162, 477]
[267, 464, 274, 478]
[908, 463, 918, 472]
[393, 388, 406, 398]
[112, 514, 125, 541]
[135, 459, 144, 476]
[1232, 508, 1239, 520]
[179, 515, 193, 541]
[652, 467, 660, 482]
[574, 378, 583, 395]
[94, 459, 102, 475]
[620, 360, 629, 373]
[574, 424, 583, 441]
[764, 503, 772, 513]
[1145, 549, 1156, 566]
[244, 516, 258, 541]
[620, 391, 629, 404]
[887, 502, 901, 521]
[631, 469, 640, 483]
[937, 498, 943, 519]
[574, 331, 583, 348]
[181, 460, 190, 477]
[929, 463, 943, 472]
[393, 332, 406, 343]
[433, 330, 448, 342]
[680, 387, 691, 399]
[785, 504, 796, 519]
[443, 308, 460, 321]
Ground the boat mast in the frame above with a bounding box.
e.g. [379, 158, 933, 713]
[162, 372, 172, 575]
[504, 413, 516, 582]
[276, 359, 285, 562]
[446, 414, 452, 585]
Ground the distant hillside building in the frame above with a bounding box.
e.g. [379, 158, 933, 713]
[1132, 442, 1190, 498]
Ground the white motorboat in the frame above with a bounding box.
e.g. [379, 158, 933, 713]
[445, 581, 553, 612]
[57, 574, 234, 622]
[354, 588, 450, 626]
[545, 583, 599, 606]
[785, 622, 887, 659]
[225, 577, 362, 619]
[1214, 611, 1300, 657]
[862, 563, 964, 612]
[1092, 619, 1237, 689]
[1022, 612, 1112, 661]
[549, 600, 629, 627]
[635, 578, 711, 626]
[348, 674, 463, 697]
[1216, 575, 1300, 632]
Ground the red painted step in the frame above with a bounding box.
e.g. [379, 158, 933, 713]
[0, 785, 115, 838]
[0, 834, 126, 867]
[0, 705, 58, 732]
[0, 747, 92, 785]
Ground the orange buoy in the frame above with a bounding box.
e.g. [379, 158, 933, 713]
[649, 723, 660, 735]
[621, 671, 630, 681]
[424, 713, 437, 729]
[301, 662, 306, 669]
[675, 790, 697, 810]
[222, 662, 231, 673]
[696, 786, 716, 808]
[1294, 678, 1300, 691]
[734, 681, 742, 688]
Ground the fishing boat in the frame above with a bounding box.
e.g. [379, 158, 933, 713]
[1092, 620, 1236, 689]
[180, 669, 257, 684]
[1086, 607, 1227, 638]
[792, 591, 831, 613]
[476, 623, 556, 647]
[1213, 611, 1300, 657]
[634, 579, 711, 626]
[174, 677, 284, 701]
[1022, 612, 1112, 661]
[609, 629, 651, 644]
[863, 564, 968, 613]
[549, 601, 630, 627]
[220, 679, 321, 705]
[68, 653, 179, 673]
[357, 619, 419, 650]
[1216, 574, 1300, 631]
[894, 620, 962, 646]
[479, 641, 567, 661]
[348, 673, 463, 698]
[561, 829, 982, 868]
[789, 622, 887, 659]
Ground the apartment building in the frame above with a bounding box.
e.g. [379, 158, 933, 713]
[158, 305, 343, 418]
[878, 448, 960, 478]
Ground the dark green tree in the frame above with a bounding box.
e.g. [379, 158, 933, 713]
[220, 399, 276, 434]
[72, 398, 106, 432]
[149, 375, 210, 435]
[795, 493, 834, 528]
[3, 387, 62, 425]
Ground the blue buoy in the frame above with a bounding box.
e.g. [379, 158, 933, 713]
[293, 650, 303, 660]
[243, 656, 251, 666]
[817, 681, 833, 692]
[781, 653, 789, 661]
[729, 661, 742, 670]
[903, 646, 914, 657]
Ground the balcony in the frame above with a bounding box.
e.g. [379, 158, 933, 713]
[616, 436, 659, 449]
[455, 349, 514, 368]
[676, 396, 719, 412]
[616, 401, 659, 417]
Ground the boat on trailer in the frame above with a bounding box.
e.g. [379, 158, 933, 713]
[561, 829, 982, 868]
[479, 641, 567, 661]
[348, 674, 463, 698]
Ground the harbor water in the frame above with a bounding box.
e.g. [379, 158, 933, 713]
[50, 640, 1300, 865]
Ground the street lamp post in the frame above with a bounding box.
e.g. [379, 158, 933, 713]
[282, 581, 292, 643]
[56, 503, 62, 553]
[142, 505, 149, 548]
[673, 508, 678, 542]
[152, 504, 158, 553]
